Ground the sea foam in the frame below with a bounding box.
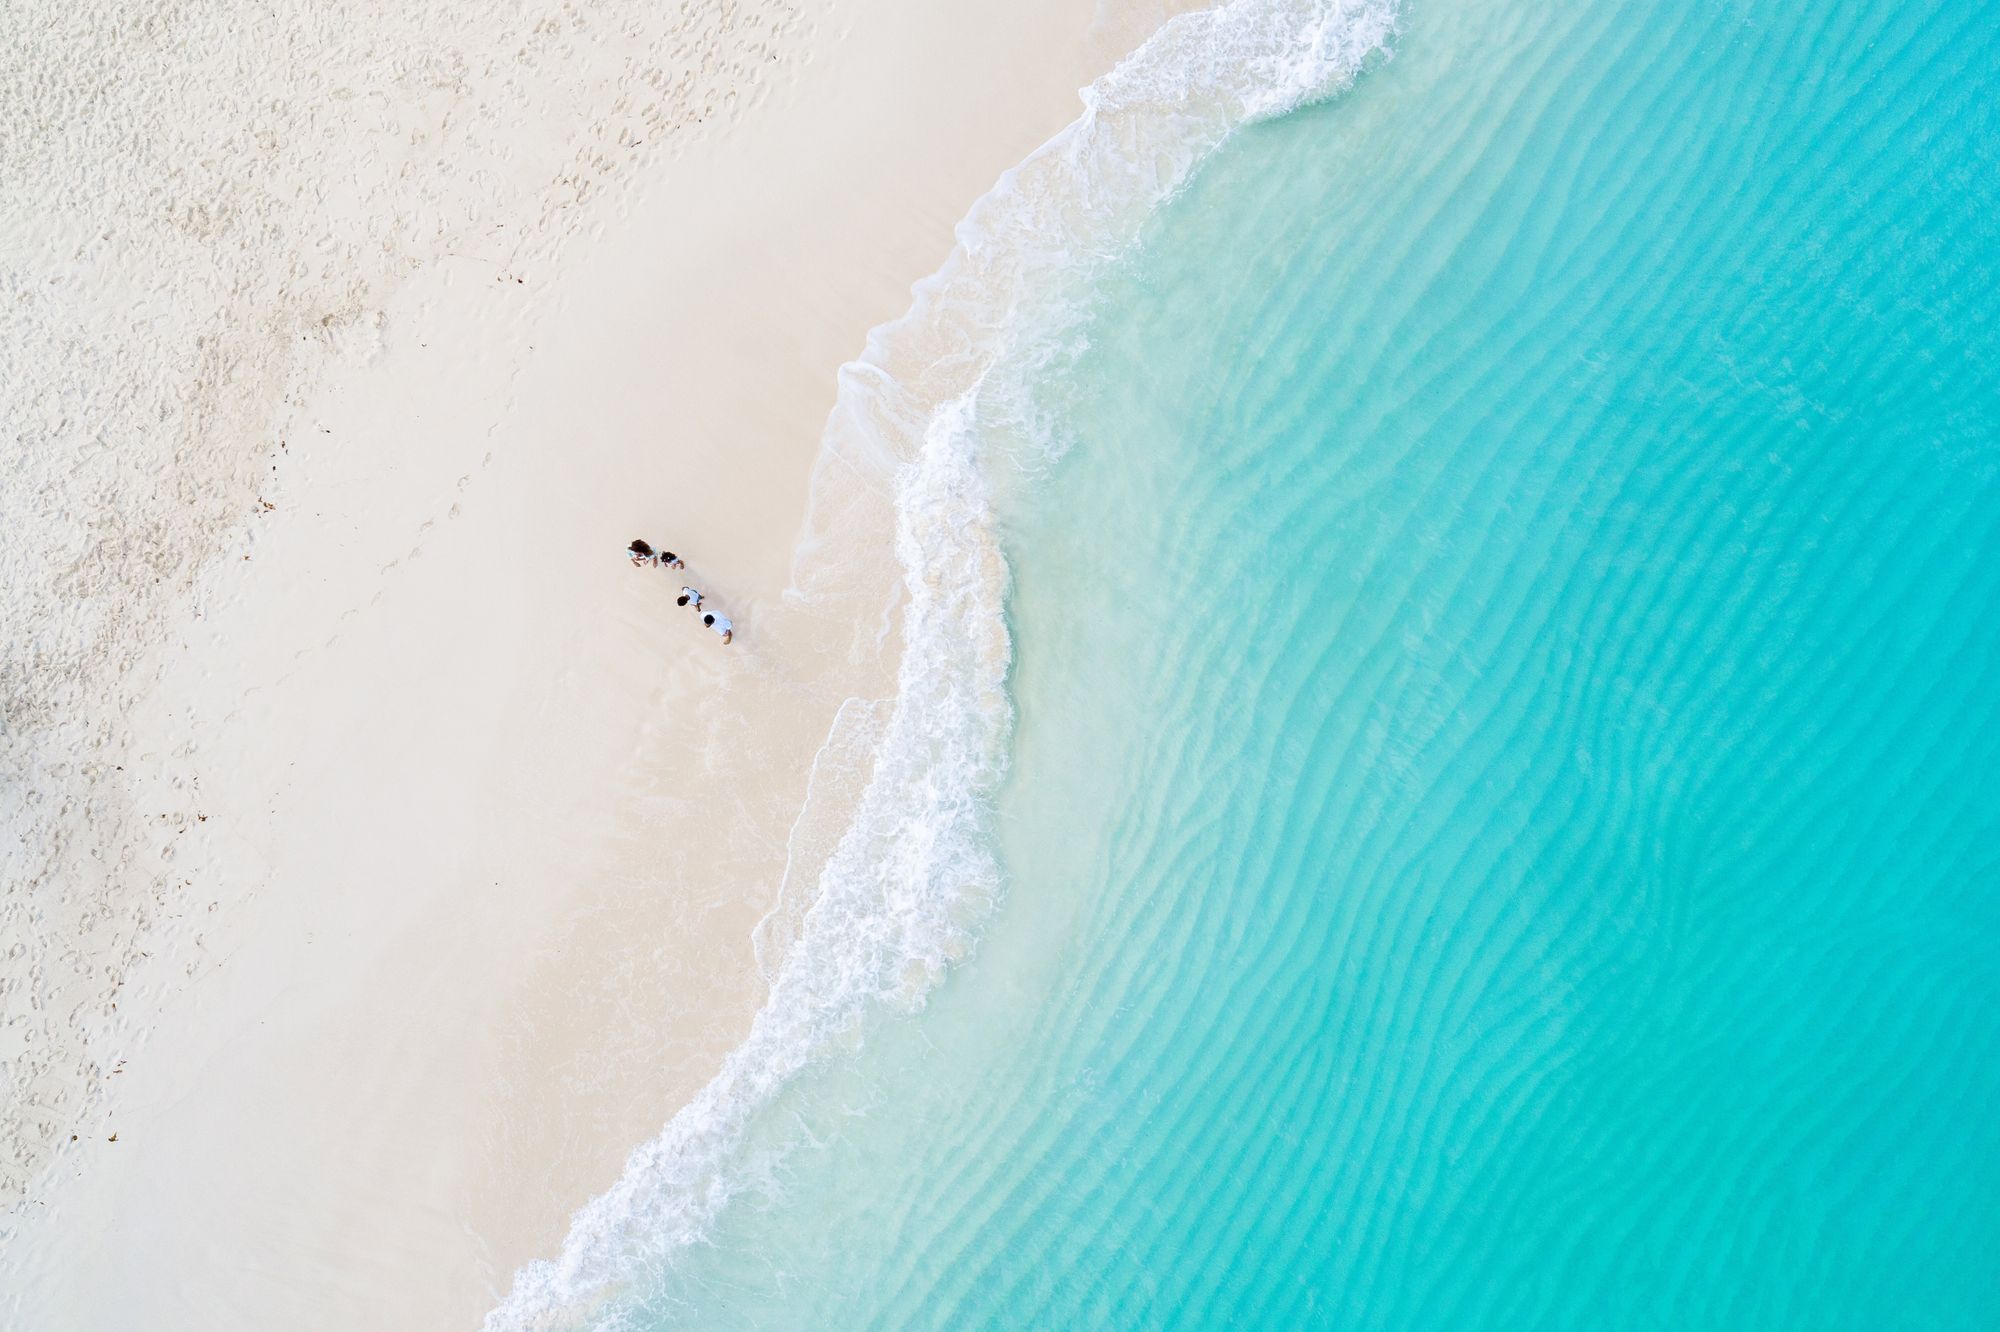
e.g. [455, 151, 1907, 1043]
[483, 1, 1399, 1326]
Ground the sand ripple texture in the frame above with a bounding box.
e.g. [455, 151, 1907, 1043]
[0, 0, 804, 1205]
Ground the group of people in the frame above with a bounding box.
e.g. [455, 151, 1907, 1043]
[627, 539, 732, 644]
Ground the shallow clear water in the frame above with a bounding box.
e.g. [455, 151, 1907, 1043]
[622, 0, 2000, 1324]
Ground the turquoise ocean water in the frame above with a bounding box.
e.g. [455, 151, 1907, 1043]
[598, 0, 2000, 1324]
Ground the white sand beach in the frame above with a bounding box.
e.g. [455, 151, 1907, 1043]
[0, 0, 1187, 1327]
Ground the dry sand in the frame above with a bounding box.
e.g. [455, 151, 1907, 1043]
[2, 0, 1188, 1328]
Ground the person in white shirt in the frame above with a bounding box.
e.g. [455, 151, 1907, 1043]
[676, 586, 703, 609]
[701, 611, 733, 645]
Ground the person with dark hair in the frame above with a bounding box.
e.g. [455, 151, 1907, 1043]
[627, 538, 686, 570]
[676, 586, 703, 609]
[701, 610, 733, 645]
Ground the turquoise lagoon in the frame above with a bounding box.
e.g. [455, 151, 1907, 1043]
[618, 0, 2000, 1324]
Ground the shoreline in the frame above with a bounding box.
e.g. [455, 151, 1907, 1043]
[3, 1, 1189, 1328]
[487, 0, 1401, 1323]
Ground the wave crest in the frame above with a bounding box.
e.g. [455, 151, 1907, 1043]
[485, 2, 1398, 1326]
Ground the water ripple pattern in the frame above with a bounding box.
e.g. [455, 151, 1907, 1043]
[621, 0, 2000, 1325]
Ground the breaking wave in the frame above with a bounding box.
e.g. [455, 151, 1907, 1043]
[484, 2, 1399, 1326]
